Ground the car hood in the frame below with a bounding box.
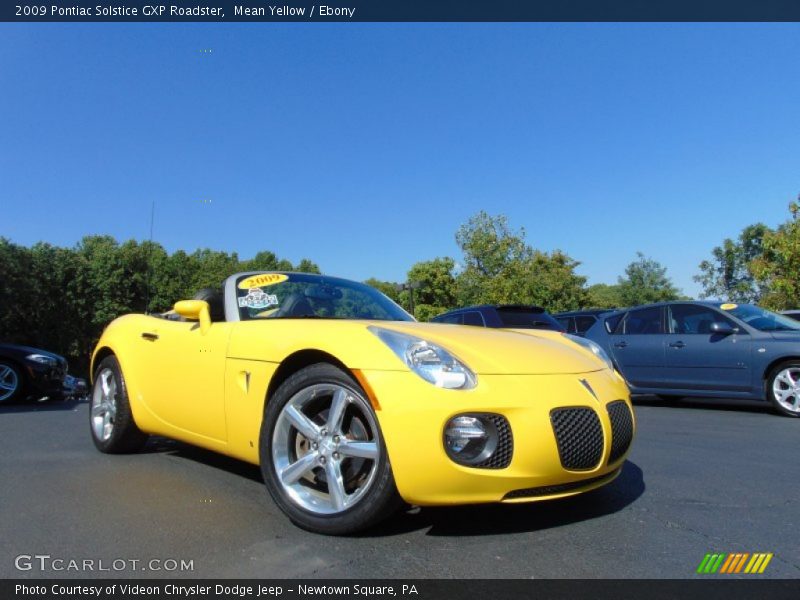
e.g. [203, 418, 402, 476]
[0, 343, 66, 363]
[370, 322, 606, 374]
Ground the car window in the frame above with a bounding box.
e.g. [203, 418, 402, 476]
[434, 313, 462, 324]
[556, 316, 574, 333]
[496, 307, 563, 330]
[575, 315, 597, 334]
[460, 311, 485, 326]
[669, 304, 736, 334]
[605, 313, 623, 333]
[617, 306, 663, 334]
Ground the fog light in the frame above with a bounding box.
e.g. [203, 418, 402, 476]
[444, 414, 499, 466]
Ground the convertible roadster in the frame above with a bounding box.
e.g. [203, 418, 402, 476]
[90, 272, 634, 534]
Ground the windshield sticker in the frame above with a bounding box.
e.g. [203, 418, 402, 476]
[720, 303, 738, 310]
[237, 273, 289, 289]
[238, 288, 279, 309]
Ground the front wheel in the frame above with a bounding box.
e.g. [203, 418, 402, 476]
[260, 363, 401, 535]
[767, 362, 800, 417]
[0, 361, 24, 403]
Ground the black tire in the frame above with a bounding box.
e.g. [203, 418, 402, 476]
[260, 362, 402, 535]
[90, 355, 149, 452]
[0, 360, 25, 404]
[766, 361, 800, 418]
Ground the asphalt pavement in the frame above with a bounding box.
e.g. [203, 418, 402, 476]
[1, 396, 798, 579]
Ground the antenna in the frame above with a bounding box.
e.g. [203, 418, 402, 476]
[144, 200, 155, 314]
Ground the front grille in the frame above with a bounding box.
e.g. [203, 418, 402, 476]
[607, 400, 634, 463]
[550, 407, 603, 471]
[503, 469, 620, 499]
[475, 414, 513, 469]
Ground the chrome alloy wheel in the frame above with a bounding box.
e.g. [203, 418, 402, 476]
[0, 364, 19, 402]
[272, 383, 381, 515]
[91, 368, 118, 441]
[772, 367, 800, 414]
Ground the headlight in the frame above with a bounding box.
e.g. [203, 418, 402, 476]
[368, 326, 477, 389]
[564, 334, 614, 371]
[26, 354, 58, 366]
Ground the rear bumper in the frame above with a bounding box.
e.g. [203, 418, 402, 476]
[363, 368, 634, 506]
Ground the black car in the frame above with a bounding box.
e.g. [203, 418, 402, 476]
[0, 343, 68, 403]
[431, 304, 564, 331]
[553, 308, 618, 337]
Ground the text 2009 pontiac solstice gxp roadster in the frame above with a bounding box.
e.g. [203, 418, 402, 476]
[90, 272, 634, 534]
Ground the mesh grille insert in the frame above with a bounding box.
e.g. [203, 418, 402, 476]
[550, 407, 603, 471]
[475, 414, 513, 469]
[607, 400, 634, 464]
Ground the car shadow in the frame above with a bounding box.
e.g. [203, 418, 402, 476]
[364, 460, 645, 538]
[0, 395, 88, 413]
[143, 438, 645, 537]
[143, 437, 265, 484]
[633, 394, 773, 415]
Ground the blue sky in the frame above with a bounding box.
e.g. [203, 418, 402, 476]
[2, 24, 799, 297]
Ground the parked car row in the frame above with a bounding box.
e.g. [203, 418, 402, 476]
[0, 343, 87, 404]
[429, 300, 800, 418]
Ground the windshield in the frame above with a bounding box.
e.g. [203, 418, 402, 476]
[235, 273, 413, 322]
[721, 303, 800, 332]
[497, 307, 564, 331]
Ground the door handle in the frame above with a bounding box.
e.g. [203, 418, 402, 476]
[669, 341, 685, 349]
[613, 341, 627, 348]
[141, 332, 159, 341]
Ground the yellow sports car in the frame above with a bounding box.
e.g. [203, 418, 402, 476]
[90, 271, 634, 534]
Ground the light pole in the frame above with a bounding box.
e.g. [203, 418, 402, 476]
[396, 281, 422, 317]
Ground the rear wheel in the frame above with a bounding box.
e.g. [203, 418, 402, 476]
[0, 361, 24, 403]
[90, 355, 149, 452]
[260, 363, 401, 535]
[767, 362, 800, 417]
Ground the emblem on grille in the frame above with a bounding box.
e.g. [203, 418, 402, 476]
[579, 378, 598, 401]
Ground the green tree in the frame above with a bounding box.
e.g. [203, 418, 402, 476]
[586, 283, 624, 308]
[694, 223, 769, 302]
[454, 211, 588, 311]
[750, 201, 800, 310]
[295, 258, 321, 274]
[406, 257, 458, 320]
[617, 252, 681, 306]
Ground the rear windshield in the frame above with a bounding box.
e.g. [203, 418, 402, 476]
[496, 307, 564, 331]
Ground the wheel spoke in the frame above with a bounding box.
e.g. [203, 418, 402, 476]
[325, 460, 347, 511]
[101, 371, 112, 397]
[284, 405, 321, 441]
[91, 404, 105, 417]
[777, 389, 794, 404]
[280, 452, 319, 484]
[776, 374, 792, 387]
[338, 440, 378, 460]
[0, 381, 13, 391]
[327, 388, 349, 434]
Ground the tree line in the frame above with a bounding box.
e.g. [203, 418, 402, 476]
[2, 199, 798, 376]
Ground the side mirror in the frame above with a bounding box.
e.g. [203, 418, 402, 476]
[710, 322, 735, 335]
[174, 300, 211, 334]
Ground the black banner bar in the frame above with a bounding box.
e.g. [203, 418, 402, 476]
[4, 0, 800, 22]
[4, 580, 800, 600]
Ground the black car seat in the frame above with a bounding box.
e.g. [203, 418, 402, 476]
[193, 288, 226, 322]
[277, 293, 315, 317]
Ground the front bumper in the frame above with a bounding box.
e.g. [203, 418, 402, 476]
[362, 367, 634, 505]
[24, 362, 67, 397]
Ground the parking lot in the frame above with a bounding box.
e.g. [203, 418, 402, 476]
[1, 396, 798, 579]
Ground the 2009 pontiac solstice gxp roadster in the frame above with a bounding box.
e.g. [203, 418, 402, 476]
[90, 272, 635, 534]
